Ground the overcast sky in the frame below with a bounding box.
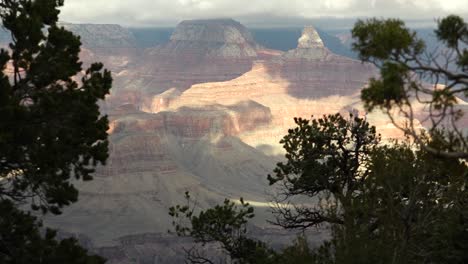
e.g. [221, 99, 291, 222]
[59, 0, 468, 27]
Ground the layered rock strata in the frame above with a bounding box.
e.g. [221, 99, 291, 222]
[109, 19, 267, 108]
[39, 20, 457, 264]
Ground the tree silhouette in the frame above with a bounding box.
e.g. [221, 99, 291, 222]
[0, 0, 111, 262]
[352, 15, 468, 158]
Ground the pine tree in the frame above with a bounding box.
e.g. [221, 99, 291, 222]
[0, 0, 111, 262]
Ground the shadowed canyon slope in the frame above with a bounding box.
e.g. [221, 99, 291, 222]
[3, 19, 465, 263]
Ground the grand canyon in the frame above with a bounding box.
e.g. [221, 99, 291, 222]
[3, 18, 465, 263]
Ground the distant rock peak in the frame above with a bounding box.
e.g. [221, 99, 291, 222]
[170, 18, 255, 44]
[157, 18, 259, 58]
[297, 26, 324, 49]
[283, 25, 328, 60]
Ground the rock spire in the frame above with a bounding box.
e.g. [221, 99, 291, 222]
[283, 25, 328, 60]
[297, 26, 324, 49]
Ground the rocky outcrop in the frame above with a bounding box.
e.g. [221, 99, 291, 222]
[109, 100, 272, 138]
[297, 26, 324, 49]
[165, 19, 259, 58]
[283, 26, 330, 60]
[110, 19, 266, 99]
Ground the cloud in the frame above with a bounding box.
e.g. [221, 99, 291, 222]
[59, 0, 468, 26]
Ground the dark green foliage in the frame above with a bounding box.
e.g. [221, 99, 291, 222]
[0, 0, 111, 262]
[171, 113, 467, 264]
[436, 15, 468, 48]
[268, 114, 378, 229]
[276, 236, 329, 264]
[436, 15, 468, 72]
[352, 15, 468, 158]
[362, 62, 410, 110]
[170, 192, 275, 264]
[0, 200, 105, 263]
[0, 0, 112, 214]
[169, 193, 338, 264]
[352, 18, 425, 62]
[333, 142, 468, 263]
[268, 113, 467, 263]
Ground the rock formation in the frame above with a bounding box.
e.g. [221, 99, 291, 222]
[109, 19, 270, 108]
[283, 26, 330, 60]
[62, 23, 140, 76]
[298, 26, 325, 49]
[34, 19, 466, 263]
[164, 19, 260, 58]
[61, 23, 138, 49]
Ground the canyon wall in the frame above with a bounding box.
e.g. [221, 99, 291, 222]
[2, 19, 462, 263]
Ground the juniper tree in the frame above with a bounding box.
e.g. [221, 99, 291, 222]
[0, 0, 111, 262]
[352, 15, 468, 158]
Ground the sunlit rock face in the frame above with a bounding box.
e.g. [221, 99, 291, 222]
[283, 26, 329, 60]
[298, 26, 325, 49]
[158, 58, 378, 156]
